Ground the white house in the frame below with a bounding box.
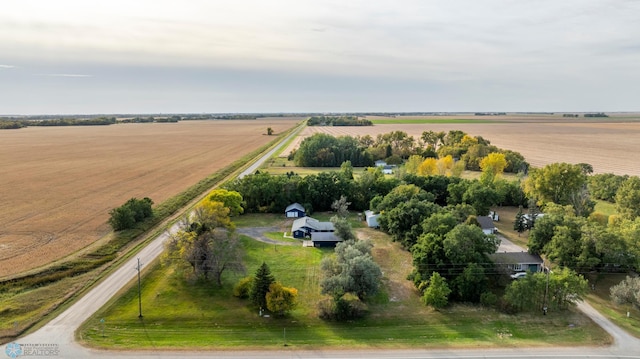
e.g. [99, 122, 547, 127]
[476, 216, 497, 235]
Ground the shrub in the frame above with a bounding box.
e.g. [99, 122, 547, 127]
[318, 293, 368, 320]
[233, 276, 254, 299]
[480, 291, 498, 307]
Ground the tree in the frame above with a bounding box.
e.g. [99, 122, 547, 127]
[250, 262, 275, 309]
[524, 163, 588, 207]
[320, 240, 382, 301]
[331, 195, 351, 218]
[340, 160, 354, 180]
[443, 224, 499, 266]
[266, 127, 273, 135]
[589, 173, 628, 202]
[418, 158, 438, 176]
[332, 216, 356, 241]
[108, 197, 154, 231]
[504, 268, 587, 312]
[461, 181, 500, 215]
[108, 205, 136, 231]
[422, 272, 451, 308]
[454, 263, 488, 303]
[378, 198, 440, 247]
[192, 200, 235, 232]
[405, 155, 424, 175]
[479, 152, 507, 184]
[610, 276, 640, 309]
[165, 221, 244, 284]
[266, 282, 298, 316]
[514, 207, 526, 236]
[208, 189, 244, 216]
[615, 176, 640, 220]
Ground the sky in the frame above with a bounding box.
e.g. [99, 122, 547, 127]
[1, 0, 640, 115]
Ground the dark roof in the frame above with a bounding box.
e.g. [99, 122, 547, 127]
[476, 216, 496, 230]
[285, 202, 305, 213]
[311, 232, 342, 242]
[489, 252, 543, 264]
[292, 216, 334, 232]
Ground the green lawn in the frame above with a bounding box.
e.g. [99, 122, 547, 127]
[594, 200, 617, 217]
[79, 226, 609, 349]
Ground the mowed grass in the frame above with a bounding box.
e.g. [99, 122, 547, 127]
[492, 206, 530, 250]
[369, 119, 498, 124]
[79, 225, 609, 349]
[594, 200, 617, 217]
[586, 273, 640, 338]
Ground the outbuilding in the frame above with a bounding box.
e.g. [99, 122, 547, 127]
[285, 203, 306, 218]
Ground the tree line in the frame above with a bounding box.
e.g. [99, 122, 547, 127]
[307, 116, 373, 126]
[290, 130, 529, 174]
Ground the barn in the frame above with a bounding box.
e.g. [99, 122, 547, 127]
[284, 203, 306, 218]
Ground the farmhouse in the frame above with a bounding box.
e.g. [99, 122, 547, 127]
[382, 165, 395, 174]
[291, 216, 335, 239]
[374, 160, 387, 167]
[489, 252, 544, 273]
[476, 216, 497, 235]
[284, 203, 306, 218]
[364, 210, 380, 228]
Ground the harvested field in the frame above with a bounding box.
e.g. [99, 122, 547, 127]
[0, 119, 298, 277]
[281, 115, 640, 177]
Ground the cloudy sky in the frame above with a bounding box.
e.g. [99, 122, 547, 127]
[1, 0, 639, 115]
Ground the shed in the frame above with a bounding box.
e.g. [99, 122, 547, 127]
[364, 210, 380, 228]
[285, 203, 306, 218]
[489, 252, 544, 273]
[311, 232, 343, 247]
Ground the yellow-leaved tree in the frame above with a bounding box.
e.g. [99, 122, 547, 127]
[266, 282, 298, 316]
[479, 152, 507, 183]
[418, 158, 438, 176]
[437, 155, 455, 176]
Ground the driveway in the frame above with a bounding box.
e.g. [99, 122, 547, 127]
[237, 227, 298, 246]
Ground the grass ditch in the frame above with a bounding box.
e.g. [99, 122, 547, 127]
[0, 126, 299, 343]
[78, 223, 609, 349]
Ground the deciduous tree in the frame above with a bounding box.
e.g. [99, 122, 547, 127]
[615, 176, 640, 220]
[266, 282, 298, 316]
[524, 163, 588, 207]
[422, 272, 451, 308]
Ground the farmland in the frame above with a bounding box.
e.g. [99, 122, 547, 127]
[0, 119, 299, 277]
[282, 114, 640, 177]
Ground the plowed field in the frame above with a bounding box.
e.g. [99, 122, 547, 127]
[0, 119, 298, 277]
[282, 116, 640, 177]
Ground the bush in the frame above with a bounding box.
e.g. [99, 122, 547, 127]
[317, 293, 368, 320]
[480, 291, 498, 307]
[233, 276, 254, 299]
[108, 197, 154, 231]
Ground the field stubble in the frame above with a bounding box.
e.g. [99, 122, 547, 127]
[0, 119, 298, 277]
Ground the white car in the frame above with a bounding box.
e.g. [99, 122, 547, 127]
[510, 272, 527, 279]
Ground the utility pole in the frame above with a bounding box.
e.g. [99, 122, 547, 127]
[136, 258, 143, 318]
[543, 262, 550, 315]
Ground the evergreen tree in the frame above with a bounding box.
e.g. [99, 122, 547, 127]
[514, 206, 526, 236]
[250, 262, 275, 309]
